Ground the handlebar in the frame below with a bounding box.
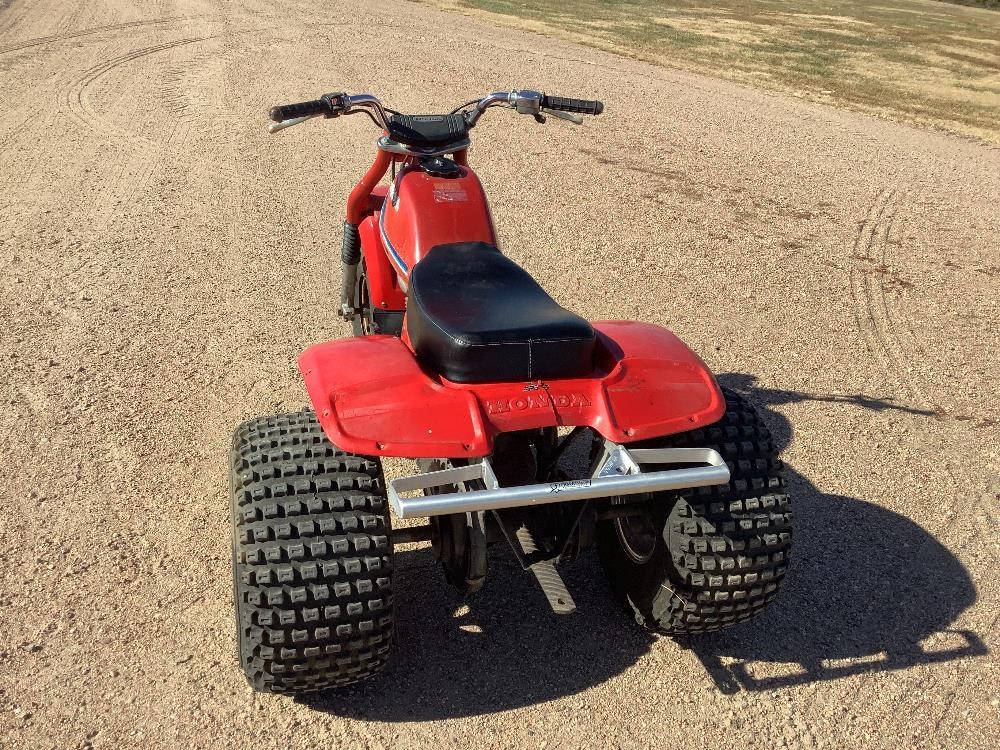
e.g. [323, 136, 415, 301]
[541, 95, 603, 116]
[266, 89, 603, 134]
[269, 98, 335, 122]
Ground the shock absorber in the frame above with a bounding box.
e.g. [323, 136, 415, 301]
[339, 221, 361, 320]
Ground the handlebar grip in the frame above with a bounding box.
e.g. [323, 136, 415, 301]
[269, 99, 330, 123]
[541, 95, 604, 116]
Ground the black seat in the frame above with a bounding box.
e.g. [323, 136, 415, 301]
[388, 113, 468, 148]
[407, 243, 596, 384]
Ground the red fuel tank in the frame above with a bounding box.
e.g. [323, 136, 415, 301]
[378, 163, 497, 283]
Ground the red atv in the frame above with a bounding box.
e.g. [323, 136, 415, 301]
[230, 90, 792, 694]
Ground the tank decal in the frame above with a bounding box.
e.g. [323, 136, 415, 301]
[379, 165, 497, 277]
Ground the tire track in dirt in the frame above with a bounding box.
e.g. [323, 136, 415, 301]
[848, 184, 924, 402]
[0, 110, 35, 150]
[848, 185, 998, 735]
[849, 184, 993, 428]
[4, 22, 217, 219]
[851, 188, 1000, 585]
[0, 0, 25, 37]
[0, 14, 215, 55]
[54, 34, 218, 229]
[0, 103, 62, 235]
[60, 35, 216, 139]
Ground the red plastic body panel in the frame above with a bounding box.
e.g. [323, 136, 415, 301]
[378, 165, 497, 282]
[299, 321, 725, 458]
[358, 194, 407, 310]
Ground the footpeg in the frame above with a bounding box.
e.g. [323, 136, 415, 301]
[515, 527, 577, 615]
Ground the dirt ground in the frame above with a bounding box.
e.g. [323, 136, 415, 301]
[1, 1, 998, 748]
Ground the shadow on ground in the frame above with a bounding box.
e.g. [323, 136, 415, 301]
[684, 374, 987, 694]
[301, 374, 985, 718]
[300, 548, 654, 721]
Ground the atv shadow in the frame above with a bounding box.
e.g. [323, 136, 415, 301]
[683, 374, 987, 694]
[300, 374, 986, 718]
[299, 547, 654, 721]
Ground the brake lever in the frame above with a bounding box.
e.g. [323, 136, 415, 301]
[267, 113, 321, 134]
[540, 107, 583, 125]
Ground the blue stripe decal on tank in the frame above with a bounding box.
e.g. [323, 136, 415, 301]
[378, 205, 409, 275]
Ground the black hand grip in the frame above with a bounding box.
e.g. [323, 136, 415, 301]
[541, 95, 604, 116]
[269, 99, 330, 123]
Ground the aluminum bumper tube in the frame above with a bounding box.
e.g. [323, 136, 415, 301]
[387, 440, 731, 519]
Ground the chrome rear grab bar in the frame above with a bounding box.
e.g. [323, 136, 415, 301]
[387, 440, 730, 519]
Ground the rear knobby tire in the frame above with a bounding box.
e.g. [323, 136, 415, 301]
[230, 411, 393, 693]
[596, 387, 791, 634]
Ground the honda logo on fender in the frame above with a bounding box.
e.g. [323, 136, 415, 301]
[484, 392, 591, 415]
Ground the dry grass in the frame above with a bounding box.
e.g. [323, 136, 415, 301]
[420, 0, 1000, 143]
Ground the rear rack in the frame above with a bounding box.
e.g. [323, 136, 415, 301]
[387, 440, 730, 519]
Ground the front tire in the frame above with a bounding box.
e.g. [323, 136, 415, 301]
[596, 388, 791, 634]
[230, 411, 393, 693]
[351, 262, 373, 337]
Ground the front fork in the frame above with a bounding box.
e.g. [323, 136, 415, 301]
[339, 148, 393, 323]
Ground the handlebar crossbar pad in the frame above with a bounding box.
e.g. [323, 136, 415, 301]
[541, 96, 604, 116]
[388, 113, 469, 148]
[269, 99, 330, 122]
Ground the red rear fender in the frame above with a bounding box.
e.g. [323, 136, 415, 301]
[299, 322, 724, 458]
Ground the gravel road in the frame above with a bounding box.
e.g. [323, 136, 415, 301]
[1, 1, 998, 748]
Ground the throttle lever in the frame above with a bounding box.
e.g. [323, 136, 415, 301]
[540, 107, 583, 125]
